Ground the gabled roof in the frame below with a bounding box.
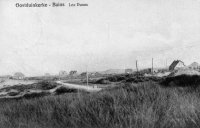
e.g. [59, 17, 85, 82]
[169, 60, 185, 71]
[14, 72, 25, 77]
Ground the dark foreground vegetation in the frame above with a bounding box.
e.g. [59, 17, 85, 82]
[1, 75, 200, 128]
[161, 75, 200, 88]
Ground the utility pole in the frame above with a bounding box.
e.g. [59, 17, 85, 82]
[152, 58, 154, 74]
[86, 65, 88, 86]
[136, 60, 138, 72]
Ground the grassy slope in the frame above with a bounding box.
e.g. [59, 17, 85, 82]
[0, 81, 200, 128]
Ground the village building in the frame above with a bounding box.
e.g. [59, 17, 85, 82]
[13, 72, 25, 80]
[90, 72, 102, 77]
[80, 72, 87, 77]
[80, 72, 101, 77]
[69, 70, 78, 76]
[59, 70, 68, 77]
[140, 68, 159, 74]
[188, 62, 200, 70]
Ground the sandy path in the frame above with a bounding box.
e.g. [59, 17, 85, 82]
[56, 81, 102, 92]
[0, 81, 101, 99]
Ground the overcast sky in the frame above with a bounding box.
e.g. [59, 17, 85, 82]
[0, 0, 200, 76]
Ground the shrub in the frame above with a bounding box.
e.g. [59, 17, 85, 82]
[0, 81, 58, 92]
[38, 81, 58, 90]
[95, 79, 111, 84]
[107, 76, 118, 82]
[7, 90, 20, 96]
[161, 75, 200, 88]
[55, 87, 78, 94]
[126, 77, 136, 83]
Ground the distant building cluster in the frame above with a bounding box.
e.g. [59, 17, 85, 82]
[0, 72, 25, 80]
[1, 60, 200, 80]
[13, 72, 25, 80]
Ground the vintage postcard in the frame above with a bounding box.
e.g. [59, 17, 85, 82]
[0, 0, 200, 127]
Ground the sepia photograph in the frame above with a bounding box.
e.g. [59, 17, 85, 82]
[0, 0, 200, 127]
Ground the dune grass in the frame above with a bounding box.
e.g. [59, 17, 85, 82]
[0, 80, 200, 128]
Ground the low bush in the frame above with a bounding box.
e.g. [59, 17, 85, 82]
[7, 90, 20, 96]
[55, 87, 78, 94]
[160, 75, 200, 88]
